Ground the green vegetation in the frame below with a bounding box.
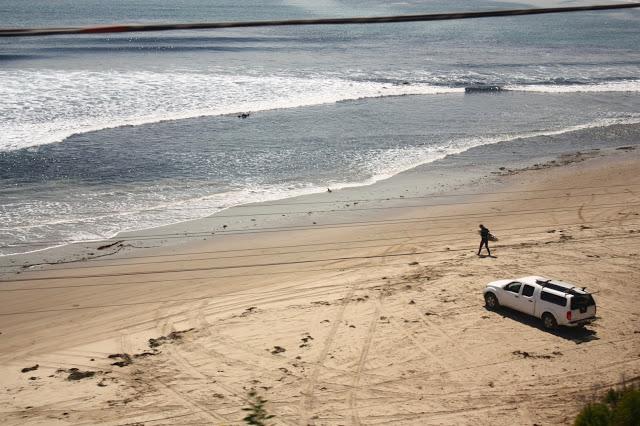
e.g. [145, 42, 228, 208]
[574, 383, 640, 426]
[242, 389, 275, 426]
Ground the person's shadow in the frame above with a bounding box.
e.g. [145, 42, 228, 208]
[478, 254, 498, 258]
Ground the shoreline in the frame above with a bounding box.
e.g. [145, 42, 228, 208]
[3, 116, 640, 271]
[0, 145, 639, 424]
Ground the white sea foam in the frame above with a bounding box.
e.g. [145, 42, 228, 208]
[3, 68, 638, 152]
[345, 115, 640, 188]
[2, 113, 639, 257]
[506, 79, 640, 93]
[0, 69, 461, 151]
[0, 181, 330, 256]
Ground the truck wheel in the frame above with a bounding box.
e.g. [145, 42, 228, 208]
[542, 313, 558, 330]
[484, 293, 499, 310]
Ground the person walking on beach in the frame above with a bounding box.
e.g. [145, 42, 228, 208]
[478, 224, 491, 256]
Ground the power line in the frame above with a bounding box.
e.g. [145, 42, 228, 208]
[2, 232, 638, 285]
[0, 265, 363, 292]
[5, 218, 638, 273]
[7, 216, 636, 269]
[2, 196, 639, 249]
[1, 233, 638, 316]
[3, 181, 638, 247]
[4, 182, 639, 218]
[2, 229, 638, 293]
[1, 3, 638, 37]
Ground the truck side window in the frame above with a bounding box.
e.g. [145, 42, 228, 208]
[540, 290, 567, 306]
[522, 285, 535, 297]
[505, 282, 521, 293]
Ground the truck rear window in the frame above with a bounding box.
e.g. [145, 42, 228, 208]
[540, 290, 567, 307]
[570, 294, 595, 310]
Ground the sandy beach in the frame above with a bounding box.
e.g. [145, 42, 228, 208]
[1, 145, 639, 425]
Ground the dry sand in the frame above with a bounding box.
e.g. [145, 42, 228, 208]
[1, 147, 639, 425]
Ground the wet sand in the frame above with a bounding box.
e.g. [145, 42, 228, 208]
[1, 146, 639, 425]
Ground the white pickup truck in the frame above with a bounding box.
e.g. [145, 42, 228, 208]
[483, 276, 596, 329]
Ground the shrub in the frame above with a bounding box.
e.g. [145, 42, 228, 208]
[610, 388, 640, 426]
[606, 389, 621, 405]
[574, 384, 640, 426]
[574, 403, 611, 426]
[242, 389, 275, 426]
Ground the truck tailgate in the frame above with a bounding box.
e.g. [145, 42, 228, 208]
[570, 302, 596, 322]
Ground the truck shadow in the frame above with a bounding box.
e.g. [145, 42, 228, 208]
[487, 307, 599, 344]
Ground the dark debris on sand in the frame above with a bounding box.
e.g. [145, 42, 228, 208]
[97, 240, 124, 250]
[108, 353, 133, 367]
[512, 350, 555, 359]
[67, 368, 96, 381]
[21, 364, 39, 373]
[271, 346, 286, 354]
[148, 328, 195, 348]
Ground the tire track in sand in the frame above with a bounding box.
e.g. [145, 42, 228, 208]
[145, 301, 230, 424]
[348, 292, 382, 426]
[299, 281, 359, 425]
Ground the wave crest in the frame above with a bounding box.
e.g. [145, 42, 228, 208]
[0, 70, 460, 151]
[2, 69, 638, 152]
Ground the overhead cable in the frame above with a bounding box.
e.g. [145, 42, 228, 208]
[1, 3, 638, 37]
[2, 232, 638, 285]
[3, 218, 637, 273]
[2, 199, 639, 249]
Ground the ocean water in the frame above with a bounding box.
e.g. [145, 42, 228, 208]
[0, 0, 639, 255]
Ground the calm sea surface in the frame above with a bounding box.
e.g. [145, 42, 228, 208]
[1, 0, 639, 255]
